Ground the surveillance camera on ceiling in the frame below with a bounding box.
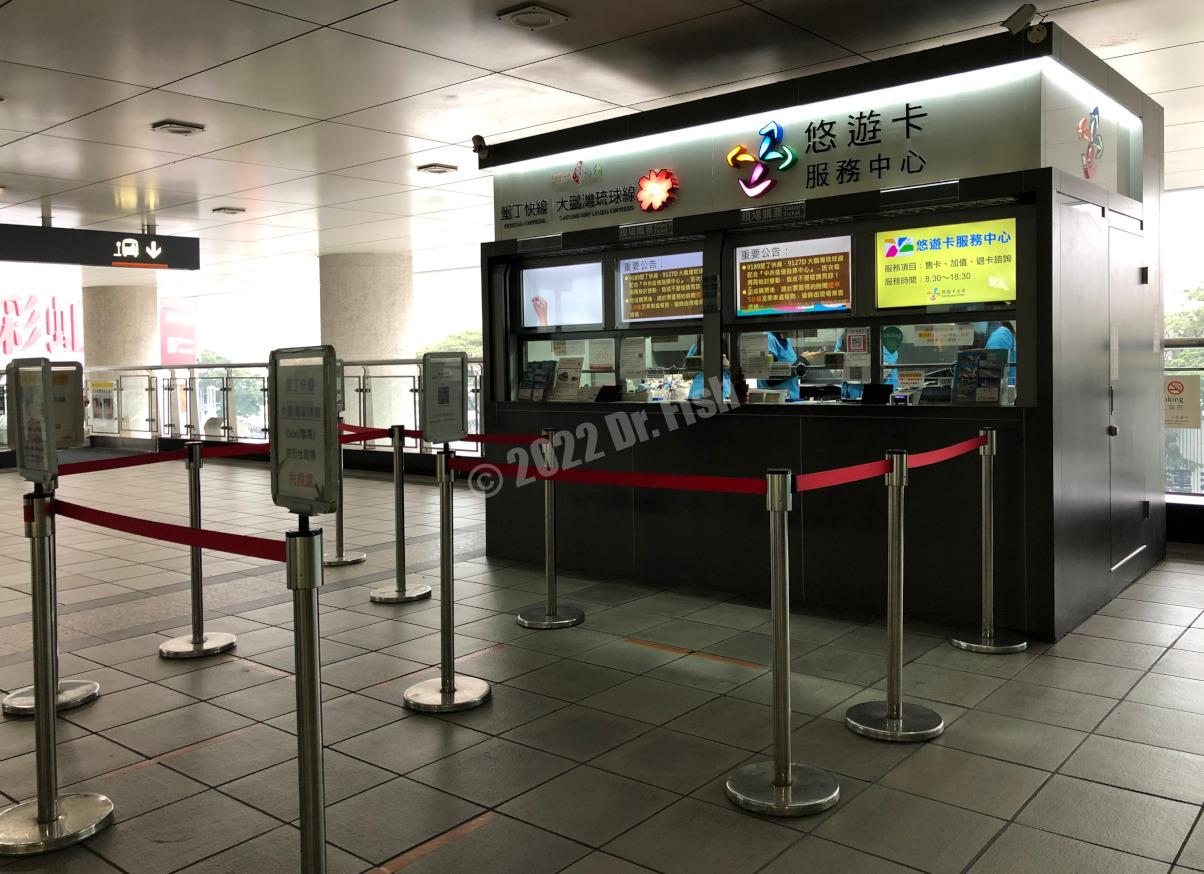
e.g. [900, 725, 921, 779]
[1002, 3, 1038, 35]
[471, 135, 489, 160]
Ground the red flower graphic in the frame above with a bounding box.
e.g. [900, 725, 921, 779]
[636, 169, 678, 212]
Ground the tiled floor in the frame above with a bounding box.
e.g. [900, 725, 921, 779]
[0, 459, 1200, 871]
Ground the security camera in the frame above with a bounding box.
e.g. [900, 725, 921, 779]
[471, 134, 489, 160]
[1002, 3, 1038, 35]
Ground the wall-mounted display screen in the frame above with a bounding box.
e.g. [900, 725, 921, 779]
[521, 262, 604, 328]
[735, 236, 852, 317]
[876, 217, 1017, 308]
[618, 252, 703, 323]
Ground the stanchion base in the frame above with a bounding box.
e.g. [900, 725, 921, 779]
[845, 700, 944, 742]
[158, 632, 238, 659]
[322, 552, 367, 567]
[949, 628, 1028, 654]
[2, 680, 100, 717]
[403, 676, 491, 713]
[516, 604, 585, 630]
[0, 793, 114, 856]
[370, 583, 432, 604]
[725, 761, 840, 817]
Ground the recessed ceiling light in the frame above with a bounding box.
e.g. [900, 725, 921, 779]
[211, 206, 246, 215]
[417, 162, 458, 174]
[497, 3, 569, 31]
[151, 119, 206, 136]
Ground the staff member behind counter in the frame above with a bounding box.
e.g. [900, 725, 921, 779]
[688, 333, 804, 401]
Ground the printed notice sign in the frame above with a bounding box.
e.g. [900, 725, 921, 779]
[549, 356, 583, 402]
[269, 346, 340, 515]
[89, 380, 118, 435]
[736, 236, 852, 316]
[1166, 375, 1200, 429]
[7, 358, 56, 485]
[620, 337, 647, 379]
[50, 362, 85, 449]
[619, 252, 703, 323]
[421, 352, 468, 444]
[876, 218, 1017, 308]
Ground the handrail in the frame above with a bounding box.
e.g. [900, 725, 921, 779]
[81, 357, 484, 372]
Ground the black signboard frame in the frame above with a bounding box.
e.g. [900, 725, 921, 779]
[0, 224, 200, 270]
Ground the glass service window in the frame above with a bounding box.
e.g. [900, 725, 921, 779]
[880, 321, 1017, 405]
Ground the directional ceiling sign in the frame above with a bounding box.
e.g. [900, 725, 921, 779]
[0, 224, 200, 270]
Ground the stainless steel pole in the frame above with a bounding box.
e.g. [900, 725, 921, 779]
[287, 516, 326, 874]
[517, 430, 583, 630]
[403, 448, 490, 713]
[0, 491, 113, 855]
[950, 428, 1027, 653]
[371, 426, 431, 604]
[846, 451, 944, 742]
[725, 470, 839, 817]
[323, 416, 365, 568]
[160, 442, 236, 658]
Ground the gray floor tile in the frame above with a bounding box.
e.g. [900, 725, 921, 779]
[60, 682, 194, 732]
[576, 608, 669, 637]
[1098, 597, 1201, 626]
[63, 761, 207, 823]
[700, 631, 775, 665]
[870, 662, 1005, 708]
[1097, 701, 1204, 755]
[815, 784, 1003, 874]
[568, 583, 659, 608]
[387, 811, 588, 874]
[101, 701, 254, 757]
[761, 614, 864, 647]
[683, 602, 771, 630]
[506, 659, 632, 702]
[580, 676, 716, 725]
[502, 704, 653, 762]
[788, 716, 919, 781]
[1045, 633, 1165, 670]
[451, 643, 559, 682]
[0, 733, 143, 801]
[223, 749, 394, 822]
[1063, 734, 1204, 804]
[635, 618, 741, 651]
[172, 824, 368, 874]
[381, 632, 494, 664]
[510, 627, 618, 658]
[325, 777, 483, 865]
[159, 722, 296, 786]
[1130, 672, 1204, 716]
[1123, 584, 1204, 609]
[216, 625, 294, 656]
[879, 744, 1047, 818]
[828, 625, 943, 661]
[1175, 628, 1204, 652]
[318, 651, 427, 692]
[933, 709, 1086, 770]
[574, 639, 688, 673]
[1018, 774, 1196, 861]
[622, 590, 725, 618]
[915, 642, 1036, 679]
[333, 714, 489, 775]
[500, 765, 676, 846]
[158, 658, 288, 699]
[792, 644, 885, 685]
[267, 692, 408, 744]
[209, 676, 341, 721]
[1013, 654, 1142, 698]
[604, 797, 797, 874]
[251, 639, 369, 672]
[455, 613, 541, 643]
[729, 670, 861, 715]
[408, 736, 573, 807]
[433, 682, 565, 735]
[976, 679, 1116, 730]
[404, 603, 496, 629]
[762, 836, 917, 873]
[107, 652, 238, 683]
[325, 619, 431, 650]
[665, 696, 803, 752]
[88, 790, 279, 874]
[312, 608, 382, 636]
[1153, 648, 1204, 680]
[592, 728, 749, 794]
[72, 634, 170, 665]
[0, 715, 89, 762]
[645, 651, 769, 694]
[1074, 614, 1184, 646]
[970, 823, 1171, 874]
[1179, 814, 1204, 870]
[559, 853, 658, 874]
[63, 665, 147, 695]
[0, 845, 122, 872]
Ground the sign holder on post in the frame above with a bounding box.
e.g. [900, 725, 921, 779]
[269, 347, 337, 874]
[845, 450, 944, 742]
[950, 428, 1027, 654]
[159, 442, 237, 658]
[725, 470, 839, 816]
[370, 425, 431, 604]
[0, 358, 113, 855]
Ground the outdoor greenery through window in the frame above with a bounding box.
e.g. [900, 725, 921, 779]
[1164, 189, 1204, 493]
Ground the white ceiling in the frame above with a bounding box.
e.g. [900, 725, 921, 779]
[0, 0, 1198, 290]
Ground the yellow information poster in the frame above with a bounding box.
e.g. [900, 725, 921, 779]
[876, 218, 1017, 308]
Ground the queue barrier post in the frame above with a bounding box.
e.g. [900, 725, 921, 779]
[370, 425, 432, 605]
[950, 427, 1027, 654]
[845, 450, 944, 743]
[517, 429, 584, 630]
[287, 515, 326, 874]
[159, 441, 237, 658]
[323, 416, 366, 568]
[403, 448, 491, 713]
[726, 470, 840, 817]
[0, 490, 113, 854]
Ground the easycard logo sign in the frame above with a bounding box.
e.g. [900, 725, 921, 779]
[883, 236, 915, 258]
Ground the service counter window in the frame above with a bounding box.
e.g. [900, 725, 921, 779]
[880, 321, 1017, 405]
[517, 338, 615, 402]
[737, 327, 865, 404]
[615, 333, 721, 403]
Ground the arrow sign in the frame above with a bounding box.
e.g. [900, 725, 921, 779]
[146, 241, 162, 259]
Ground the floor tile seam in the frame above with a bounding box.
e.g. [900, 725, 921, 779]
[1000, 815, 1192, 867]
[1172, 804, 1204, 869]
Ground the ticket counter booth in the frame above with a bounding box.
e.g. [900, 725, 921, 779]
[476, 24, 1164, 639]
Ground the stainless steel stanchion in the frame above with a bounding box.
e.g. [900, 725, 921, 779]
[160, 441, 237, 658]
[950, 427, 1027, 654]
[0, 490, 113, 854]
[517, 429, 584, 630]
[403, 448, 491, 712]
[726, 470, 839, 817]
[846, 450, 944, 742]
[370, 425, 431, 604]
[288, 515, 326, 874]
[323, 417, 366, 568]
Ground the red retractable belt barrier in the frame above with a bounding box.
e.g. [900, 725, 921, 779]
[57, 448, 189, 477]
[54, 500, 287, 562]
[796, 459, 893, 493]
[202, 442, 270, 459]
[909, 434, 987, 469]
[339, 429, 390, 444]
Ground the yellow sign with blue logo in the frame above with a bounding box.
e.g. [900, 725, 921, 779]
[876, 218, 1017, 308]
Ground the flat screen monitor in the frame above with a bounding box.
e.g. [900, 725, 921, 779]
[735, 236, 852, 317]
[876, 217, 1017, 308]
[521, 262, 604, 328]
[618, 252, 703, 324]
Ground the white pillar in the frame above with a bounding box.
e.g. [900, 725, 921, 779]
[82, 284, 159, 367]
[319, 253, 413, 360]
